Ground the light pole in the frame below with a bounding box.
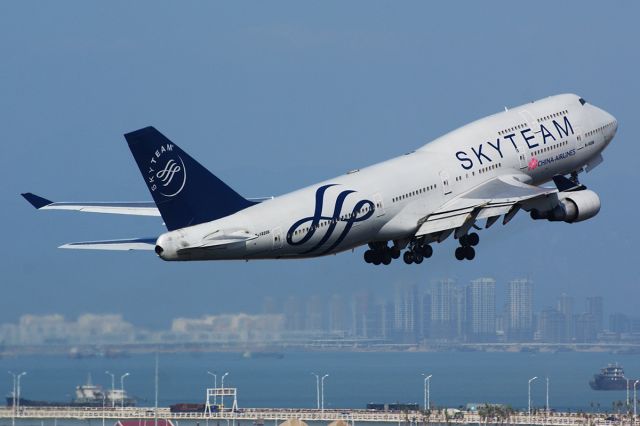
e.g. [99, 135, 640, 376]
[545, 377, 549, 413]
[207, 371, 218, 405]
[528, 376, 538, 420]
[16, 372, 27, 413]
[627, 379, 631, 410]
[120, 373, 130, 409]
[321, 374, 329, 412]
[311, 373, 320, 409]
[105, 371, 115, 408]
[634, 380, 639, 418]
[422, 374, 432, 411]
[8, 372, 16, 426]
[221, 372, 229, 410]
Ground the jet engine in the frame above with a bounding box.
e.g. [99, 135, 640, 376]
[530, 190, 601, 223]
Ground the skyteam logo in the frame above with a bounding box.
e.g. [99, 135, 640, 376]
[286, 184, 375, 255]
[147, 143, 187, 198]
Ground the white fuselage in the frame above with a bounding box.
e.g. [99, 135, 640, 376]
[156, 94, 617, 261]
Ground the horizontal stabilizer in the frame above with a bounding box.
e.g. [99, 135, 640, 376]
[22, 193, 53, 209]
[60, 237, 157, 251]
[21, 193, 160, 216]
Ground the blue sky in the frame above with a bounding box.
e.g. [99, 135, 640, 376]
[1, 1, 637, 327]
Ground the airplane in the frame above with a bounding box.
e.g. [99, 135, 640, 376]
[22, 93, 617, 265]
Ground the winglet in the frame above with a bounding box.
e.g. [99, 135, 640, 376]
[552, 175, 587, 192]
[21, 193, 53, 209]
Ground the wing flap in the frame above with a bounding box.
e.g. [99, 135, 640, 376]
[416, 174, 557, 237]
[60, 237, 157, 251]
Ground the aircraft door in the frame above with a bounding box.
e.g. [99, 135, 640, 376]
[573, 121, 585, 152]
[373, 193, 385, 217]
[518, 110, 537, 170]
[272, 227, 283, 249]
[439, 171, 452, 195]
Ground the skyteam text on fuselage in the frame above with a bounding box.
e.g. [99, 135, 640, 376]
[22, 94, 617, 265]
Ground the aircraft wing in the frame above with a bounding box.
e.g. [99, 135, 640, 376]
[415, 174, 558, 237]
[21, 193, 161, 217]
[59, 237, 158, 251]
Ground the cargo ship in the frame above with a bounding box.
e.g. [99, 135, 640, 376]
[5, 375, 135, 407]
[589, 364, 634, 391]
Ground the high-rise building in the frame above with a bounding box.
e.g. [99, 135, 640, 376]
[575, 312, 597, 342]
[393, 283, 419, 342]
[420, 291, 432, 339]
[538, 307, 566, 342]
[305, 295, 325, 331]
[328, 294, 348, 333]
[283, 296, 304, 331]
[609, 313, 631, 334]
[466, 278, 496, 342]
[352, 291, 375, 338]
[586, 296, 604, 333]
[454, 285, 467, 339]
[507, 279, 533, 341]
[370, 301, 393, 339]
[557, 293, 575, 340]
[430, 279, 458, 340]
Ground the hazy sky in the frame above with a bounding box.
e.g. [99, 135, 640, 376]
[1, 1, 637, 328]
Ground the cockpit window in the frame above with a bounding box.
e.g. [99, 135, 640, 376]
[579, 97, 586, 105]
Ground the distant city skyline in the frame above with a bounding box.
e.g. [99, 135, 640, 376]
[2, 278, 638, 348]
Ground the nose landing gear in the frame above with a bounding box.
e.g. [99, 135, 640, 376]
[455, 232, 479, 261]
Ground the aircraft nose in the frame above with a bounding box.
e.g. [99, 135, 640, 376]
[603, 109, 618, 137]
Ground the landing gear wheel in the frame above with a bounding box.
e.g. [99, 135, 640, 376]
[459, 235, 469, 246]
[464, 246, 476, 260]
[364, 250, 374, 264]
[403, 251, 414, 264]
[455, 247, 466, 261]
[413, 253, 424, 264]
[468, 232, 480, 247]
[372, 256, 381, 265]
[382, 252, 392, 265]
[390, 246, 401, 259]
[422, 245, 433, 258]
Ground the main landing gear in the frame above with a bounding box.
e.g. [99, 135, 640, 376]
[363, 243, 400, 266]
[363, 232, 481, 265]
[403, 242, 433, 265]
[454, 232, 479, 261]
[363, 241, 434, 266]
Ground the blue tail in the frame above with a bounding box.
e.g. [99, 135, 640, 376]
[125, 126, 256, 231]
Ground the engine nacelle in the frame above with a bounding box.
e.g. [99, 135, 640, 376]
[530, 190, 601, 223]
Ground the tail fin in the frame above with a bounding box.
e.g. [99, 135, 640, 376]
[125, 126, 256, 231]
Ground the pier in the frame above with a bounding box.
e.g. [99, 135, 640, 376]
[0, 406, 634, 426]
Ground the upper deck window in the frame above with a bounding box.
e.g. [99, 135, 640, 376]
[579, 98, 586, 106]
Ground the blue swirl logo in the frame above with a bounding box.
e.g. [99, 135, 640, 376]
[286, 184, 375, 255]
[156, 158, 182, 187]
